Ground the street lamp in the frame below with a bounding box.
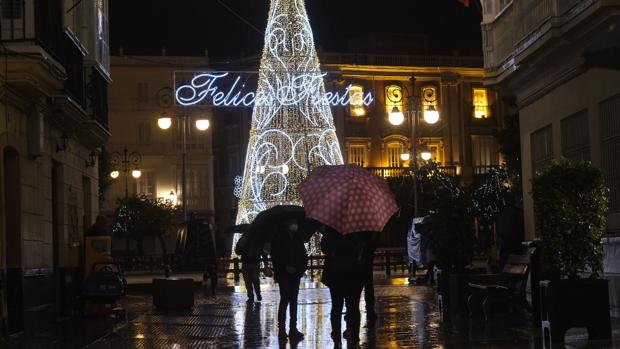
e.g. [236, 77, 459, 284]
[156, 87, 210, 221]
[387, 77, 440, 216]
[109, 148, 142, 198]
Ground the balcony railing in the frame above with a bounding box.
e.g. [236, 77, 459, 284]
[366, 166, 457, 178]
[483, 0, 586, 74]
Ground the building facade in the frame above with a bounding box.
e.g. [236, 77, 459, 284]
[481, 0, 620, 312]
[0, 0, 110, 334]
[105, 54, 214, 254]
[212, 52, 506, 249]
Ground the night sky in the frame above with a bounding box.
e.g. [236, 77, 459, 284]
[110, 0, 483, 58]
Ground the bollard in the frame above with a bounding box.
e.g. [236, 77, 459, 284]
[233, 258, 240, 282]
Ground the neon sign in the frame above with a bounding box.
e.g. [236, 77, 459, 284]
[175, 71, 374, 108]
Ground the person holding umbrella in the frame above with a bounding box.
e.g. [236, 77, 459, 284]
[271, 217, 308, 341]
[321, 226, 371, 347]
[235, 231, 266, 304]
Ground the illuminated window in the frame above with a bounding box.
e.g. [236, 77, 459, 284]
[423, 139, 445, 164]
[349, 85, 366, 117]
[347, 145, 366, 167]
[385, 84, 403, 116]
[386, 143, 404, 168]
[473, 88, 491, 119]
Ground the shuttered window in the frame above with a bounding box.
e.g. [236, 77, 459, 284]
[561, 110, 590, 161]
[531, 125, 553, 174]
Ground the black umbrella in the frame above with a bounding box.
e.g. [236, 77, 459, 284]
[246, 205, 319, 244]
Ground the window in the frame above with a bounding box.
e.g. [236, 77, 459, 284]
[349, 85, 366, 117]
[423, 139, 445, 165]
[348, 145, 367, 167]
[1, 0, 22, 19]
[385, 84, 403, 116]
[473, 88, 491, 119]
[531, 125, 553, 174]
[96, 0, 110, 70]
[471, 135, 498, 174]
[561, 110, 590, 161]
[138, 122, 151, 145]
[386, 143, 404, 168]
[137, 171, 156, 200]
[137, 83, 149, 104]
[184, 167, 209, 210]
[600, 95, 620, 212]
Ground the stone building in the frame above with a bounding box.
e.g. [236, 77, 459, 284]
[105, 54, 214, 255]
[0, 0, 110, 334]
[211, 49, 506, 248]
[481, 0, 620, 312]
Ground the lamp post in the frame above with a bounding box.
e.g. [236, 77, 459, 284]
[109, 148, 142, 198]
[388, 77, 440, 216]
[156, 88, 210, 221]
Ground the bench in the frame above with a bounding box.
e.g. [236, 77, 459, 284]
[467, 254, 530, 319]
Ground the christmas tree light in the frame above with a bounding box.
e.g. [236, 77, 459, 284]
[235, 0, 343, 230]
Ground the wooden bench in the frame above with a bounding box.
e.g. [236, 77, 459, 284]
[467, 254, 530, 319]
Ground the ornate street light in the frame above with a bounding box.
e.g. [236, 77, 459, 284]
[156, 87, 210, 221]
[109, 148, 142, 198]
[387, 77, 441, 216]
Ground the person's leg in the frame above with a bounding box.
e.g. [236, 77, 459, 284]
[288, 276, 304, 339]
[242, 264, 254, 302]
[250, 263, 262, 301]
[277, 277, 291, 337]
[345, 282, 363, 342]
[329, 285, 345, 339]
[364, 271, 376, 320]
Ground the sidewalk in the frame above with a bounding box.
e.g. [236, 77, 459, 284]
[85, 273, 619, 349]
[5, 273, 619, 348]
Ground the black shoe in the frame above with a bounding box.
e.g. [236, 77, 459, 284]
[256, 294, 262, 302]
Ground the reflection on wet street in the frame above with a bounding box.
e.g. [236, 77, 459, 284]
[85, 274, 618, 349]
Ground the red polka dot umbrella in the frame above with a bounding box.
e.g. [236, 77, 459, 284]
[298, 165, 399, 234]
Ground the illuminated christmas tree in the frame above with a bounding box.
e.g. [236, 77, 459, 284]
[235, 0, 343, 229]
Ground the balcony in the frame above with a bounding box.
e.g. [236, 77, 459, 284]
[482, 0, 605, 82]
[366, 166, 457, 178]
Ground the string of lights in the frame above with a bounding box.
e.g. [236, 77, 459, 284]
[235, 0, 344, 227]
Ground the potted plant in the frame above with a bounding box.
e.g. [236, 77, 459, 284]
[532, 159, 611, 348]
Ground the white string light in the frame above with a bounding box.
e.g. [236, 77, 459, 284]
[234, 0, 344, 231]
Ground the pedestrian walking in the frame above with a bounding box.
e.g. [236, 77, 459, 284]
[321, 227, 370, 347]
[201, 220, 218, 297]
[362, 234, 378, 322]
[407, 216, 426, 283]
[235, 232, 266, 303]
[271, 217, 308, 341]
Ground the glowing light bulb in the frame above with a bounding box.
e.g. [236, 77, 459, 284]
[132, 170, 142, 178]
[423, 105, 440, 124]
[195, 119, 210, 131]
[158, 117, 172, 130]
[421, 151, 432, 161]
[282, 164, 289, 175]
[389, 107, 405, 126]
[110, 170, 120, 179]
[400, 153, 410, 161]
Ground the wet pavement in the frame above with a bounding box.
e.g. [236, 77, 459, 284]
[6, 273, 620, 348]
[83, 273, 619, 349]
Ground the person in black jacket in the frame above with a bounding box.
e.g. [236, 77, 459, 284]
[270, 217, 308, 341]
[321, 227, 370, 347]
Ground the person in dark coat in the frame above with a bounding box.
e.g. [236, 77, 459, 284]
[321, 227, 369, 347]
[270, 218, 308, 341]
[240, 243, 266, 304]
[361, 234, 377, 322]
